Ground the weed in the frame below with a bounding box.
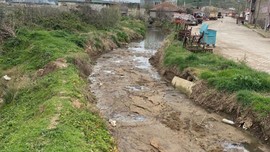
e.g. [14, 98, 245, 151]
[163, 39, 270, 118]
[0, 8, 145, 150]
[0, 66, 115, 151]
[237, 90, 270, 117]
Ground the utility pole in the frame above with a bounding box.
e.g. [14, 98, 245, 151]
[249, 0, 252, 23]
[255, 0, 262, 27]
[209, 0, 211, 6]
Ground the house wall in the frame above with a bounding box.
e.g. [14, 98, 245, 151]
[149, 10, 174, 20]
[90, 3, 108, 11]
[255, 0, 270, 28]
[128, 7, 145, 17]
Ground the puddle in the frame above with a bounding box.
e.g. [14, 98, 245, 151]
[223, 142, 249, 152]
[133, 56, 151, 69]
[103, 70, 115, 74]
[128, 28, 166, 54]
[112, 112, 146, 123]
[128, 41, 155, 53]
[125, 85, 148, 91]
[113, 60, 123, 63]
[223, 142, 264, 152]
[151, 72, 161, 80]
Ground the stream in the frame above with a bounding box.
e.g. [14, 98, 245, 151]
[89, 29, 268, 152]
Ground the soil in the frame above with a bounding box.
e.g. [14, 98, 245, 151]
[89, 29, 269, 152]
[47, 103, 62, 130]
[37, 58, 68, 77]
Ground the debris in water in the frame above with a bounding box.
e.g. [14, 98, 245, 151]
[223, 142, 249, 152]
[3, 75, 11, 81]
[222, 118, 235, 125]
[109, 119, 116, 127]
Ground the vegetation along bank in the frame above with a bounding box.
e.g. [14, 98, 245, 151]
[150, 33, 270, 144]
[0, 5, 145, 151]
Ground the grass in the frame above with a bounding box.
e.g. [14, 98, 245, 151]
[0, 66, 114, 151]
[0, 19, 145, 71]
[0, 11, 145, 151]
[163, 40, 270, 117]
[1, 29, 85, 70]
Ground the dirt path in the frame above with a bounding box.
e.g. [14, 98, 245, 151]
[195, 17, 270, 74]
[89, 29, 269, 152]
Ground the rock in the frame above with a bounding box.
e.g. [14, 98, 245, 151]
[242, 117, 253, 130]
[109, 119, 116, 127]
[54, 58, 68, 69]
[150, 138, 160, 149]
[150, 138, 164, 152]
[3, 75, 11, 81]
[222, 118, 235, 125]
[37, 69, 44, 77]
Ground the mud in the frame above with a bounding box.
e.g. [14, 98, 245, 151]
[89, 29, 269, 152]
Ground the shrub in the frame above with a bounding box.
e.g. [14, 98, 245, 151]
[75, 6, 121, 29]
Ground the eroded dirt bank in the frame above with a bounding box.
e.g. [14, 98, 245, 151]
[89, 29, 269, 152]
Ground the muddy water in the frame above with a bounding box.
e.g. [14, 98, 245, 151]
[89, 29, 268, 152]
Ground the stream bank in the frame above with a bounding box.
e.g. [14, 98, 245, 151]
[150, 33, 270, 148]
[90, 29, 269, 152]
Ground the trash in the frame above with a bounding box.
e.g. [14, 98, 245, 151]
[242, 117, 253, 130]
[109, 119, 116, 127]
[222, 118, 235, 125]
[3, 75, 11, 81]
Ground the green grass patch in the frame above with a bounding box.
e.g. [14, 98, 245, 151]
[237, 90, 270, 117]
[119, 18, 146, 36]
[0, 66, 114, 151]
[0, 29, 86, 70]
[0, 16, 145, 151]
[163, 40, 270, 117]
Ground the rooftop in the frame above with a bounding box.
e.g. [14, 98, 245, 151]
[150, 2, 185, 12]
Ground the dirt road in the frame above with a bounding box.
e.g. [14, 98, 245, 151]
[198, 17, 270, 74]
[89, 29, 269, 152]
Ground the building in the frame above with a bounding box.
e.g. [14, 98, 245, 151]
[149, 1, 185, 19]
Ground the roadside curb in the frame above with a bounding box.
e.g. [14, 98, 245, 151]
[252, 29, 270, 38]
